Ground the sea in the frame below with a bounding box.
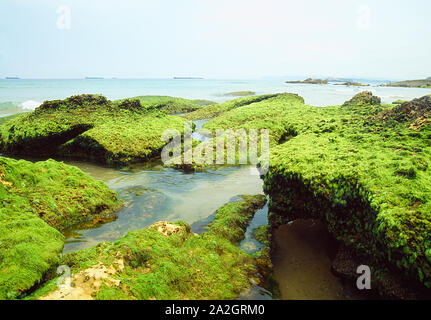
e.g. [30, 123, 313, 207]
[0, 78, 430, 117]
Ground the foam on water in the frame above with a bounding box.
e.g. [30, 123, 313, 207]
[20, 100, 41, 110]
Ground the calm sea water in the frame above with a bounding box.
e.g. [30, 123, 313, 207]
[0, 78, 430, 117]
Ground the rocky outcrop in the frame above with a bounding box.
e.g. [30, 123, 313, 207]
[0, 94, 189, 166]
[342, 91, 381, 107]
[0, 156, 121, 299]
[286, 78, 328, 85]
[383, 95, 431, 121]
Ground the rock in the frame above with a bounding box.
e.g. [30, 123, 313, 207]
[342, 91, 381, 107]
[0, 94, 189, 166]
[150, 221, 184, 236]
[390, 94, 431, 121]
[286, 78, 328, 85]
[0, 156, 121, 299]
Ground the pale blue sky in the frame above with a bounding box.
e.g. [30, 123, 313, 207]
[0, 0, 430, 79]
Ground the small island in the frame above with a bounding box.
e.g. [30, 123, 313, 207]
[223, 91, 256, 97]
[285, 78, 328, 85]
[384, 78, 431, 88]
[334, 81, 369, 87]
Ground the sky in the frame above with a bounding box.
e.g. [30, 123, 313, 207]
[0, 0, 430, 80]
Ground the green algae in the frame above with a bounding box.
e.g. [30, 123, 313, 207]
[385, 79, 431, 89]
[167, 93, 304, 172]
[183, 94, 279, 120]
[207, 194, 267, 245]
[252, 225, 271, 246]
[0, 113, 28, 126]
[258, 93, 431, 292]
[202, 93, 304, 144]
[115, 95, 205, 114]
[392, 100, 408, 105]
[190, 99, 217, 106]
[342, 91, 381, 107]
[224, 91, 256, 97]
[0, 156, 121, 299]
[0, 94, 190, 166]
[29, 195, 266, 300]
[183, 90, 431, 293]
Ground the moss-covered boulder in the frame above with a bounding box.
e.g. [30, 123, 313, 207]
[224, 91, 256, 97]
[30, 195, 266, 300]
[183, 94, 279, 120]
[167, 93, 306, 172]
[207, 194, 267, 244]
[0, 94, 190, 166]
[381, 95, 431, 123]
[0, 156, 121, 299]
[260, 94, 431, 297]
[115, 95, 206, 114]
[342, 91, 381, 107]
[202, 93, 304, 144]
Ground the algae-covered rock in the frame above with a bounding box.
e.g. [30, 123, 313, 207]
[183, 94, 279, 120]
[385, 79, 431, 88]
[286, 78, 328, 85]
[202, 93, 304, 144]
[0, 94, 190, 166]
[31, 195, 266, 300]
[252, 225, 271, 246]
[0, 156, 121, 299]
[383, 95, 431, 122]
[392, 100, 408, 105]
[207, 194, 267, 244]
[115, 95, 205, 114]
[342, 91, 381, 107]
[223, 91, 256, 97]
[259, 92, 431, 296]
[169, 93, 326, 173]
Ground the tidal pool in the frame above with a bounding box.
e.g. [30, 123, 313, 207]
[62, 161, 263, 253]
[271, 220, 370, 300]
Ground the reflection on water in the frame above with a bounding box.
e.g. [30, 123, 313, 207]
[239, 204, 268, 254]
[192, 118, 211, 142]
[62, 161, 263, 253]
[272, 220, 368, 300]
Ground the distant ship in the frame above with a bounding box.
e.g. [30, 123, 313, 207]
[5, 77, 20, 79]
[173, 77, 204, 80]
[85, 77, 104, 79]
